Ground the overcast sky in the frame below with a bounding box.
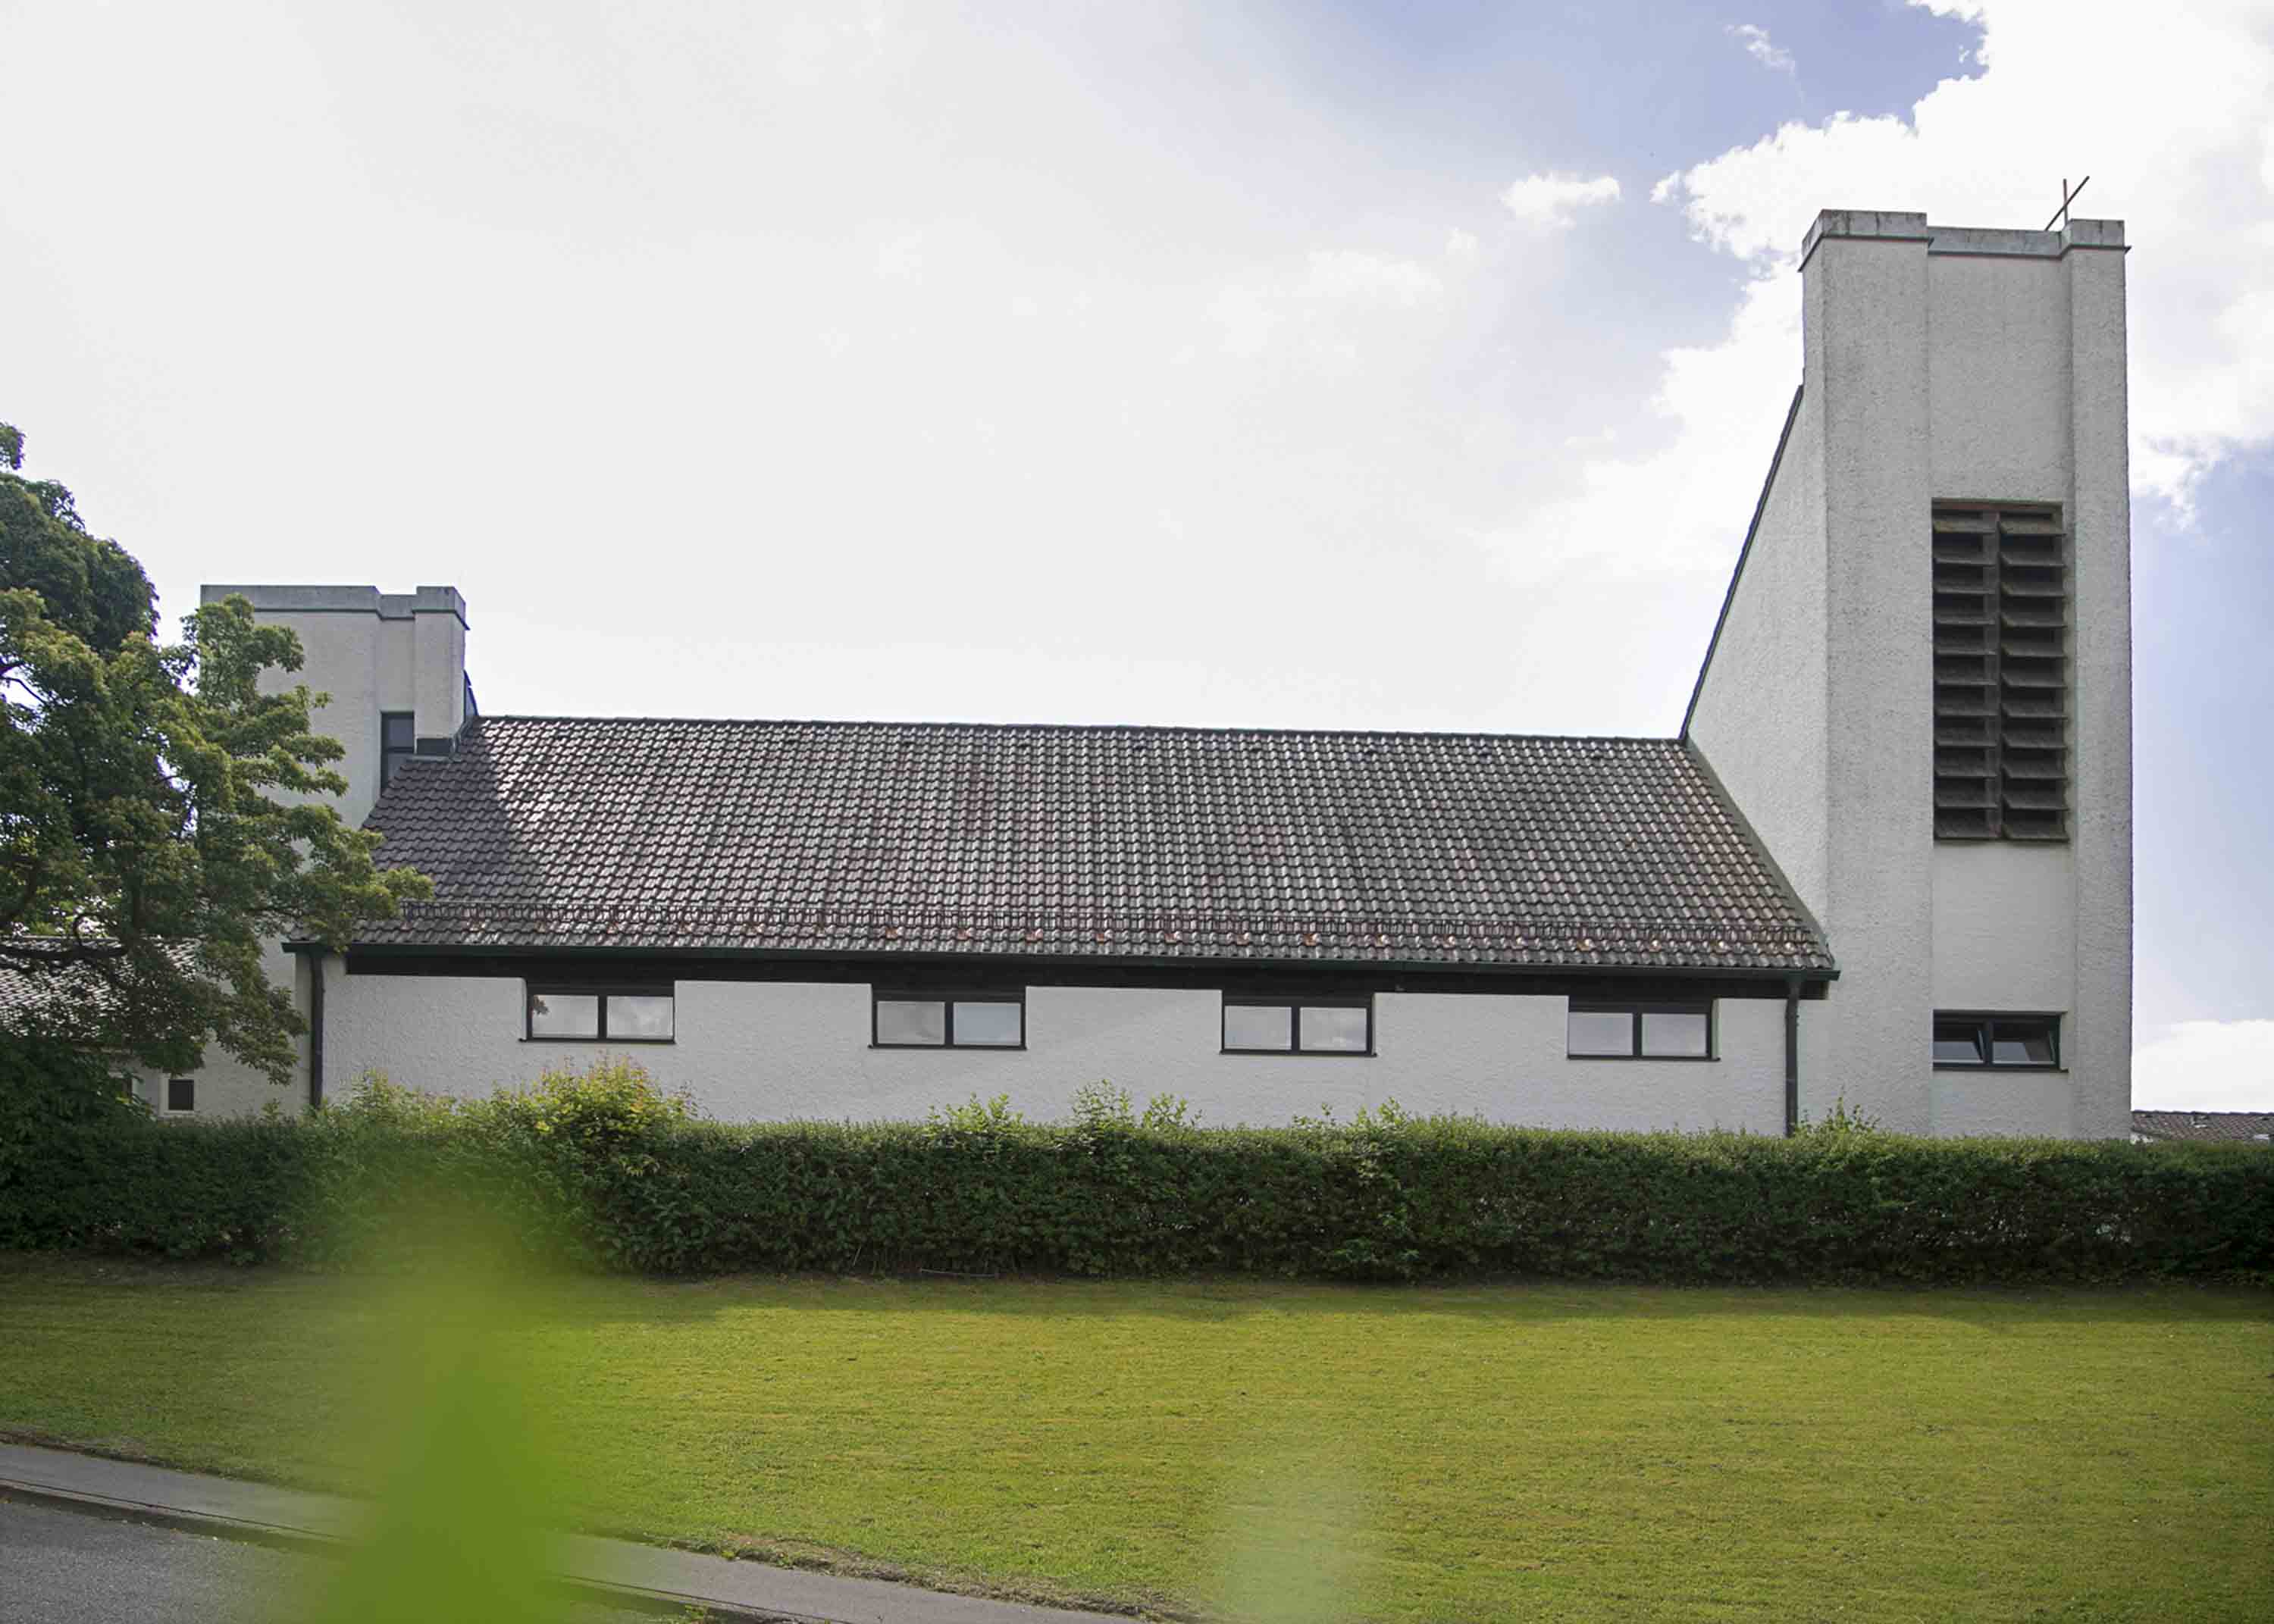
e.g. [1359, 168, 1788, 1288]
[5, 0, 2269, 1108]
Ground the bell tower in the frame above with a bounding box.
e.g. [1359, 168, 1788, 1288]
[1687, 208, 2131, 1137]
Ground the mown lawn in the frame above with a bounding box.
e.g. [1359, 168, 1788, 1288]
[1, 1256, 2266, 1622]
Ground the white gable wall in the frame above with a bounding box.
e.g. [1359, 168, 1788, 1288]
[1685, 395, 1830, 924]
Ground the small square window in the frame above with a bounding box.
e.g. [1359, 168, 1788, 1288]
[1991, 1023, 2056, 1065]
[381, 711, 416, 787]
[952, 1000, 1023, 1047]
[875, 999, 947, 1046]
[1932, 1018, 1987, 1065]
[1300, 1006, 1370, 1053]
[606, 994, 675, 1042]
[165, 1078, 195, 1112]
[1640, 1011, 1710, 1057]
[528, 991, 600, 1039]
[1223, 1003, 1293, 1053]
[1223, 997, 1371, 1056]
[1565, 1010, 1635, 1056]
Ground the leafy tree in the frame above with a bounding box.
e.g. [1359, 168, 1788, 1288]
[0, 421, 429, 1087]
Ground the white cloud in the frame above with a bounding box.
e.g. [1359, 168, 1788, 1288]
[1475, 262, 1799, 585]
[2132, 1020, 2274, 1112]
[5, 0, 2256, 756]
[1209, 246, 1453, 362]
[873, 227, 926, 282]
[1727, 23, 1796, 76]
[1499, 172, 1622, 231]
[1649, 0, 2274, 509]
[1296, 249, 1446, 307]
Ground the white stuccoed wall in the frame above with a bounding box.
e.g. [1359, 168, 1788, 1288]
[1685, 397, 1830, 924]
[316, 965, 1790, 1132]
[1813, 212, 1940, 1134]
[2059, 238, 2135, 1141]
[130, 951, 315, 1118]
[1689, 211, 2132, 1137]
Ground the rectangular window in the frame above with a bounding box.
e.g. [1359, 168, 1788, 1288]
[525, 985, 674, 1042]
[1933, 1012, 2060, 1070]
[165, 1078, 195, 1112]
[381, 711, 416, 787]
[1221, 996, 1373, 1056]
[1568, 1002, 1715, 1059]
[872, 990, 1025, 1049]
[1931, 505, 2069, 840]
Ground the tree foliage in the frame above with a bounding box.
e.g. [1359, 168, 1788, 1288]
[0, 421, 430, 1085]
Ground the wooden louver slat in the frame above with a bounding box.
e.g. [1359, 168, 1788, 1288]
[1931, 504, 2069, 840]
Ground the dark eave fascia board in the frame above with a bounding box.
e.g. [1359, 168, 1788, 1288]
[1680, 383, 1804, 743]
[302, 938, 1837, 991]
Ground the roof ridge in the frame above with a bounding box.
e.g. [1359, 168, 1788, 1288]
[468, 715, 1685, 746]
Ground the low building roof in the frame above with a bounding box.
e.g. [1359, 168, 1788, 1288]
[352, 716, 1834, 976]
[2131, 1110, 2274, 1144]
[0, 940, 199, 1031]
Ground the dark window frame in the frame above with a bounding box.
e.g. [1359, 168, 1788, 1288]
[381, 710, 417, 789]
[165, 1077, 196, 1112]
[523, 984, 676, 1044]
[1932, 1010, 2063, 1072]
[1566, 1000, 1718, 1061]
[1220, 993, 1376, 1057]
[871, 987, 1028, 1050]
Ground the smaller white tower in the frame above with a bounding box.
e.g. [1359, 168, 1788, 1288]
[199, 584, 471, 828]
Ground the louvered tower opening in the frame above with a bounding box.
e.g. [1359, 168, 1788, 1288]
[1932, 505, 2070, 840]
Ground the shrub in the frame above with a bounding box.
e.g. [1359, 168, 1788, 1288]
[2, 1061, 2267, 1284]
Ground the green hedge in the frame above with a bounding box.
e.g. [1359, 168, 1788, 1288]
[2, 1065, 2267, 1283]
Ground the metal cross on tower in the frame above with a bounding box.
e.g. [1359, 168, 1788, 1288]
[2044, 175, 2091, 232]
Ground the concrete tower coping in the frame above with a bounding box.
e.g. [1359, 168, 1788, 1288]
[200, 584, 468, 627]
[1798, 208, 2125, 270]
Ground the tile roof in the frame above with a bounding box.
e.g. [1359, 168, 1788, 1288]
[2131, 1111, 2274, 1144]
[0, 959, 79, 1022]
[354, 717, 1834, 975]
[0, 940, 198, 1025]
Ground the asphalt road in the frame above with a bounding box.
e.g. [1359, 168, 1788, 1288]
[0, 1498, 650, 1624]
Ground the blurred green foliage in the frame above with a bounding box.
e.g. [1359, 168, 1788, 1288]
[302, 1197, 568, 1624]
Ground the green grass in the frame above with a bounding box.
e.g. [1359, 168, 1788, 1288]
[2, 1256, 2267, 1622]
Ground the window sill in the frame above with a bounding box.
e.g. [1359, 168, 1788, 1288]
[522, 1037, 676, 1045]
[870, 1044, 1027, 1053]
[1932, 1063, 2066, 1073]
[1221, 1049, 1376, 1059]
[1566, 1054, 1719, 1062]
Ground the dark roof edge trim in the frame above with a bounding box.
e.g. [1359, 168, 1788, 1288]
[293, 939, 1838, 983]
[1680, 383, 1805, 741]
